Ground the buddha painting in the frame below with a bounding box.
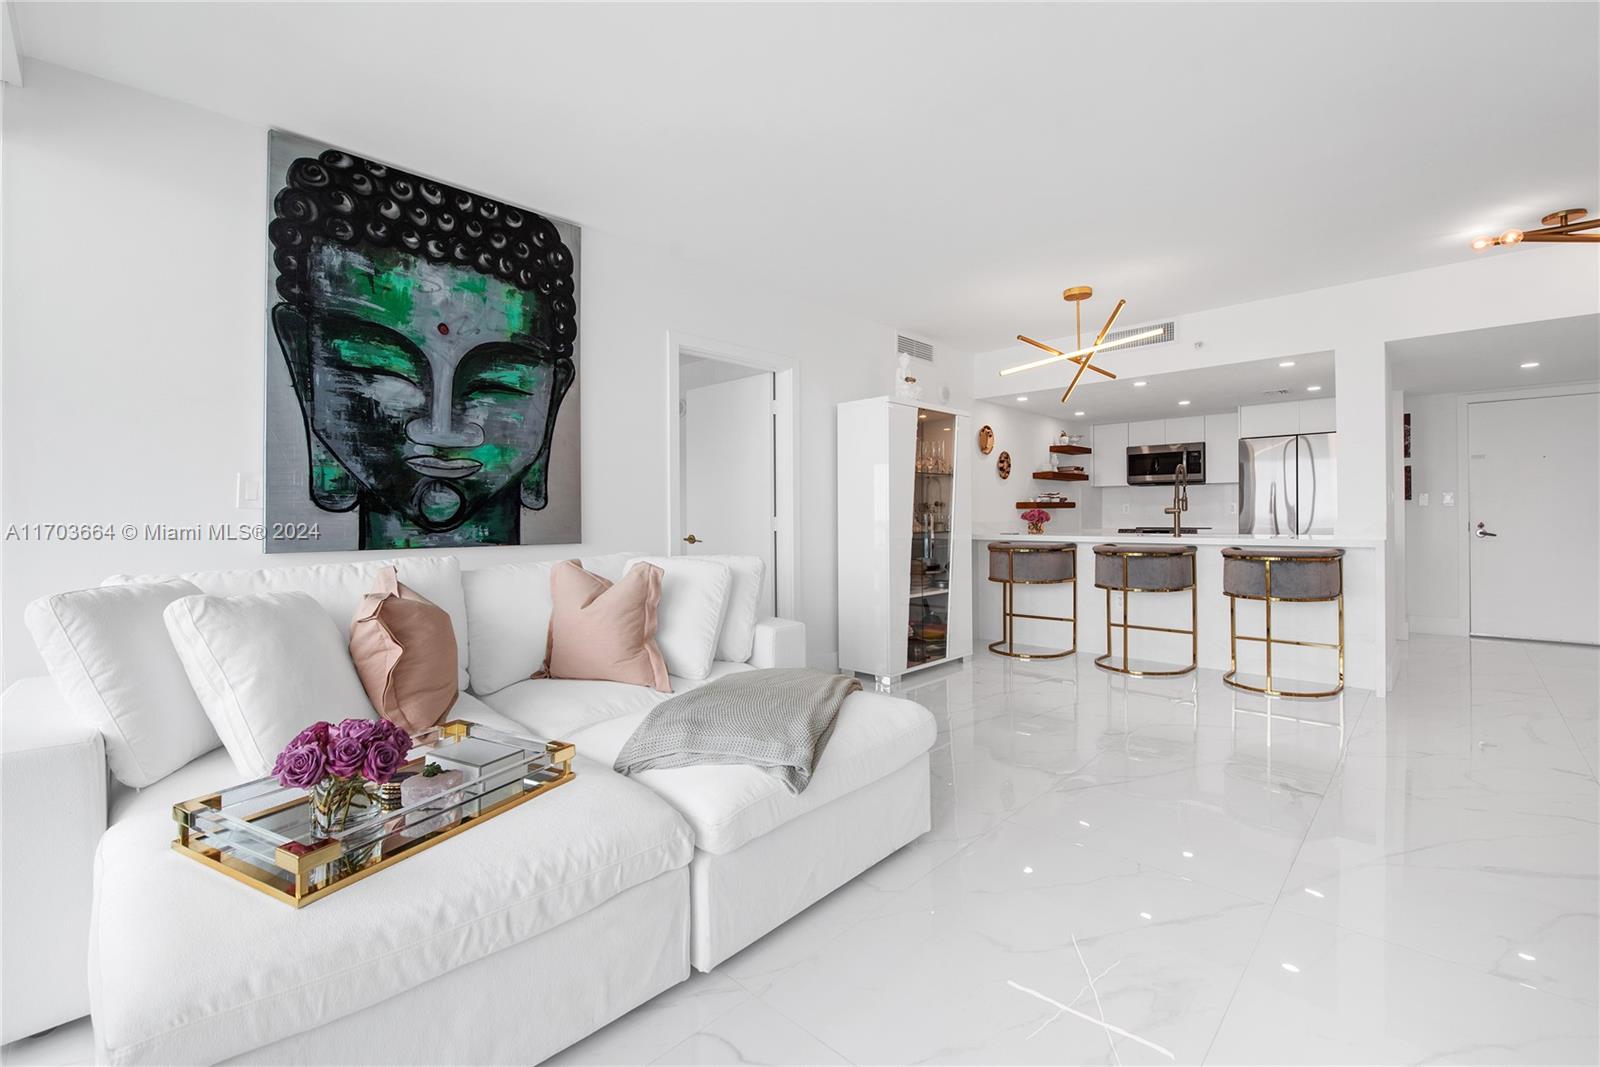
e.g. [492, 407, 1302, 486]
[265, 137, 579, 550]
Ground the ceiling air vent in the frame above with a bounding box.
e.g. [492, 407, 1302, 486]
[897, 335, 934, 362]
[1261, 388, 1293, 398]
[1104, 321, 1175, 348]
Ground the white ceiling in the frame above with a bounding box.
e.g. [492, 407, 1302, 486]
[12, 3, 1597, 353]
[1389, 314, 1600, 394]
[995, 350, 1336, 424]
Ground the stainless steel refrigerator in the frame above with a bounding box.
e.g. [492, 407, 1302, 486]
[1238, 433, 1337, 536]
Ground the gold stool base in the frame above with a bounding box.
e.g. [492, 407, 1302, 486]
[1222, 670, 1344, 700]
[1093, 652, 1196, 677]
[989, 641, 1075, 660]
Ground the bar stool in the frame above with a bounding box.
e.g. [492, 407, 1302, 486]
[987, 542, 1076, 659]
[1221, 546, 1345, 698]
[1092, 543, 1198, 676]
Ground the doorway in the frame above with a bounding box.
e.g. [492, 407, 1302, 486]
[1467, 390, 1600, 643]
[667, 334, 798, 619]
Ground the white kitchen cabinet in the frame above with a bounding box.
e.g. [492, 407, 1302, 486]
[1204, 411, 1240, 483]
[1165, 415, 1206, 443]
[1127, 419, 1168, 447]
[1091, 422, 1128, 486]
[836, 396, 972, 681]
[1239, 401, 1301, 438]
[1298, 396, 1336, 434]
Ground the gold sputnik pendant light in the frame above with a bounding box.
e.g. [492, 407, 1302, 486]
[1002, 286, 1165, 406]
[1471, 208, 1599, 251]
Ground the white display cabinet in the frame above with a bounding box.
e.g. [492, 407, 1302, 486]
[836, 397, 972, 683]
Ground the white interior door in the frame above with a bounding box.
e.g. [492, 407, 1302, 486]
[683, 372, 777, 615]
[1468, 392, 1600, 643]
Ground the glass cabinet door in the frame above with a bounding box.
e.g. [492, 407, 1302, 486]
[907, 408, 955, 667]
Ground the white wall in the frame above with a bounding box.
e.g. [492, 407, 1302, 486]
[0, 62, 970, 678]
[967, 401, 1084, 535]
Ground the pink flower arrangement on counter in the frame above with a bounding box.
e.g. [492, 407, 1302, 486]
[1020, 508, 1051, 527]
[273, 718, 413, 791]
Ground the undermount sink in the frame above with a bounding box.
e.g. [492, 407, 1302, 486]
[1117, 526, 1211, 534]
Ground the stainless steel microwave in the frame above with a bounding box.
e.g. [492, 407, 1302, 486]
[1125, 442, 1206, 485]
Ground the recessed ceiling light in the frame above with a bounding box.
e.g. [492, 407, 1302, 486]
[1178, 400, 1191, 406]
[1016, 396, 1028, 402]
[1133, 381, 1148, 388]
[1520, 361, 1540, 368]
[1306, 385, 1323, 392]
[1281, 962, 1301, 975]
[1279, 360, 1296, 368]
[1074, 411, 1085, 417]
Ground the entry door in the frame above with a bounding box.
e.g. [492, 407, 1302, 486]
[1468, 392, 1600, 643]
[683, 372, 777, 614]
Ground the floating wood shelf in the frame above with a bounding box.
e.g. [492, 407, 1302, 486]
[1016, 500, 1076, 509]
[1032, 470, 1088, 482]
[1049, 444, 1093, 456]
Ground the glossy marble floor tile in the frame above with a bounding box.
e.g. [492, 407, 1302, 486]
[1204, 909, 1599, 1065]
[5, 636, 1595, 1067]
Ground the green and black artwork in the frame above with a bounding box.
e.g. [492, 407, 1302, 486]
[264, 132, 580, 552]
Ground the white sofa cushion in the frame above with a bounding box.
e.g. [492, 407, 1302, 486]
[482, 662, 755, 742]
[563, 689, 936, 855]
[462, 560, 556, 696]
[625, 557, 731, 680]
[163, 592, 376, 778]
[24, 580, 218, 788]
[90, 761, 693, 1067]
[105, 556, 471, 690]
[702, 555, 766, 664]
[484, 676, 668, 741]
[461, 553, 638, 696]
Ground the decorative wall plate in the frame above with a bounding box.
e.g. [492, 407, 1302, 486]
[977, 425, 995, 455]
[996, 451, 1011, 479]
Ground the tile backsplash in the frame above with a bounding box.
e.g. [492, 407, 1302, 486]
[1096, 483, 1239, 531]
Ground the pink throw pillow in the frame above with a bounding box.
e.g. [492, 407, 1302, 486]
[349, 566, 460, 733]
[541, 560, 671, 692]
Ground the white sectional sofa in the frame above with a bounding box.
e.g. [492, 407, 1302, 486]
[2, 553, 937, 1064]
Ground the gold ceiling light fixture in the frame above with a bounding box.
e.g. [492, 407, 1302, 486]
[1003, 285, 1165, 406]
[1471, 208, 1598, 251]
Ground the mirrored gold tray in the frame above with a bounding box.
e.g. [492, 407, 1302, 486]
[172, 720, 575, 907]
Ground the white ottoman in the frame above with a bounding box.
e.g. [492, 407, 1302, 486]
[89, 758, 692, 1065]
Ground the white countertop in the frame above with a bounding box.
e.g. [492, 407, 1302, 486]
[970, 527, 1383, 549]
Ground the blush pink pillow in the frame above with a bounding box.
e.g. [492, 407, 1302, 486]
[349, 566, 460, 733]
[540, 560, 671, 692]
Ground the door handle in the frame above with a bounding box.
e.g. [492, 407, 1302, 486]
[1474, 522, 1498, 539]
[682, 534, 703, 545]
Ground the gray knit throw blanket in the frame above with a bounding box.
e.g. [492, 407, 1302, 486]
[613, 668, 861, 795]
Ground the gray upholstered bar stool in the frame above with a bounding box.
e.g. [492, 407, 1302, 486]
[987, 542, 1076, 659]
[1221, 546, 1345, 698]
[1092, 543, 1198, 677]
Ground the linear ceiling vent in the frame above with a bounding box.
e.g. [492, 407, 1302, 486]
[897, 335, 935, 362]
[1105, 321, 1175, 349]
[1261, 388, 1293, 398]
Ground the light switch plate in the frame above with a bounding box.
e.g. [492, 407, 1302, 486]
[1441, 491, 1455, 507]
[235, 472, 262, 509]
[1419, 492, 1429, 507]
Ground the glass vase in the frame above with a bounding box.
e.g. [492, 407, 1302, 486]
[309, 776, 371, 838]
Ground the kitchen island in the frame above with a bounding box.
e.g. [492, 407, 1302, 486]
[972, 528, 1388, 691]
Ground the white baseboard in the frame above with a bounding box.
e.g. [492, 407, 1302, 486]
[1407, 615, 1469, 636]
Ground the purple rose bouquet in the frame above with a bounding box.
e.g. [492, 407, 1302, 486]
[274, 718, 414, 837]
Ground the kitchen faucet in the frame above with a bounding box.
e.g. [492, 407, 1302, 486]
[1164, 462, 1189, 537]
